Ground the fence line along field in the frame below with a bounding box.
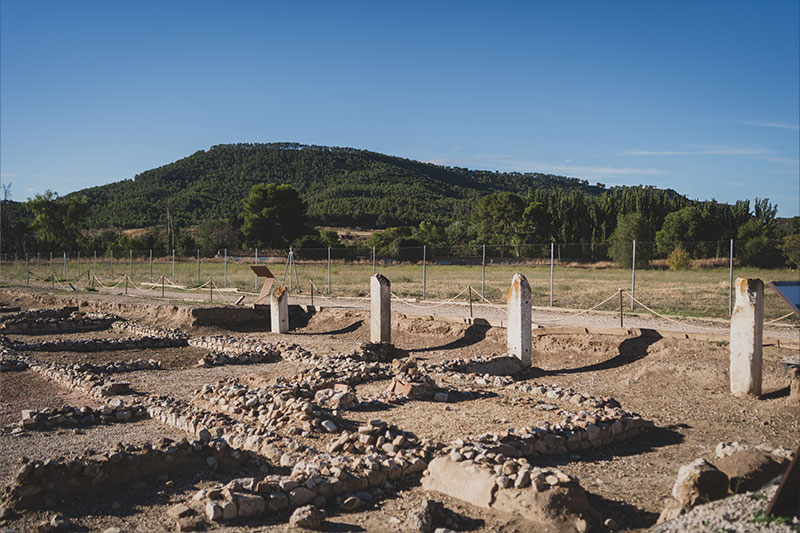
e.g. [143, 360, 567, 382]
[3, 252, 797, 322]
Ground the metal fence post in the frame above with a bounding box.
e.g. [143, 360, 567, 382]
[77, 251, 80, 277]
[49, 251, 53, 276]
[422, 245, 427, 299]
[129, 249, 133, 280]
[224, 248, 228, 288]
[254, 248, 258, 290]
[481, 243, 486, 298]
[25, 253, 29, 287]
[729, 239, 734, 316]
[110, 250, 113, 279]
[62, 252, 67, 278]
[149, 249, 153, 282]
[171, 249, 175, 282]
[630, 240, 636, 310]
[549, 242, 554, 306]
[327, 247, 331, 294]
[197, 249, 200, 285]
[93, 251, 96, 277]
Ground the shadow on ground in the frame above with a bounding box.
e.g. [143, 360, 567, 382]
[539, 334, 662, 376]
[409, 324, 489, 354]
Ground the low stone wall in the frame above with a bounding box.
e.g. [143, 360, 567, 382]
[1, 438, 247, 510]
[110, 320, 188, 340]
[286, 354, 393, 391]
[14, 402, 147, 431]
[197, 351, 278, 367]
[0, 307, 78, 322]
[23, 357, 132, 398]
[0, 312, 116, 334]
[9, 335, 187, 353]
[0, 356, 27, 372]
[146, 397, 433, 508]
[193, 380, 338, 436]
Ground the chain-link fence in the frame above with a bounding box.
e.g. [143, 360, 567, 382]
[0, 240, 797, 323]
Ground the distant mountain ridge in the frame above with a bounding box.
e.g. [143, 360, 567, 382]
[67, 142, 670, 229]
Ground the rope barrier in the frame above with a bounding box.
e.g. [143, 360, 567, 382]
[766, 312, 796, 325]
[533, 291, 621, 324]
[622, 291, 727, 332]
[308, 281, 341, 306]
[470, 290, 507, 313]
[389, 285, 471, 309]
[91, 273, 126, 289]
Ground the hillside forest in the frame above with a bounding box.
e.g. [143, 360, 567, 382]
[0, 143, 798, 269]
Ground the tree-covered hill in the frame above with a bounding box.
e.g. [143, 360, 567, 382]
[68, 142, 622, 229]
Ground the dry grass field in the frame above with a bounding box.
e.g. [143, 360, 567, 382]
[4, 255, 797, 321]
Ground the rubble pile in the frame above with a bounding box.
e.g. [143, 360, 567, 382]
[518, 382, 619, 410]
[327, 418, 423, 455]
[385, 358, 441, 400]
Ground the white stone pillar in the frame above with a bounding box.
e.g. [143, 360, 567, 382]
[270, 286, 289, 334]
[730, 278, 763, 397]
[507, 273, 532, 366]
[370, 274, 391, 343]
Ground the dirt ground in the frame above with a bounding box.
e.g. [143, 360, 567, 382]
[0, 290, 798, 532]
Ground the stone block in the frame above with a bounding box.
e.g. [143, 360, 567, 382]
[671, 458, 728, 508]
[235, 493, 265, 517]
[370, 274, 391, 343]
[421, 457, 497, 508]
[507, 274, 532, 366]
[729, 278, 763, 397]
[270, 286, 289, 333]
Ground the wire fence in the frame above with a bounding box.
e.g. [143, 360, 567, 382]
[0, 240, 797, 323]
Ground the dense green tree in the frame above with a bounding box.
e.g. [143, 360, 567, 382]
[655, 206, 706, 255]
[25, 191, 88, 251]
[319, 229, 340, 247]
[519, 201, 554, 243]
[736, 219, 781, 267]
[472, 192, 524, 256]
[780, 234, 800, 269]
[414, 221, 446, 246]
[241, 184, 310, 249]
[608, 213, 652, 267]
[196, 219, 242, 256]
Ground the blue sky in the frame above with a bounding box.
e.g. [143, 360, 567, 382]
[2, 0, 798, 216]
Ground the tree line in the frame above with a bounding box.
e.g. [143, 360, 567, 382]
[3, 180, 798, 269]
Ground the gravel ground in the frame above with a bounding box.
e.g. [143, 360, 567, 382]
[652, 477, 799, 532]
[123, 360, 299, 402]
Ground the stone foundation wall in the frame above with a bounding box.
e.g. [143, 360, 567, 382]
[1, 438, 247, 510]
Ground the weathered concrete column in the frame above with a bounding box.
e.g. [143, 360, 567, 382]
[270, 286, 289, 334]
[507, 273, 532, 366]
[729, 278, 763, 397]
[370, 274, 391, 343]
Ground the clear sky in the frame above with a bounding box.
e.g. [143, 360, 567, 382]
[2, 0, 798, 216]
